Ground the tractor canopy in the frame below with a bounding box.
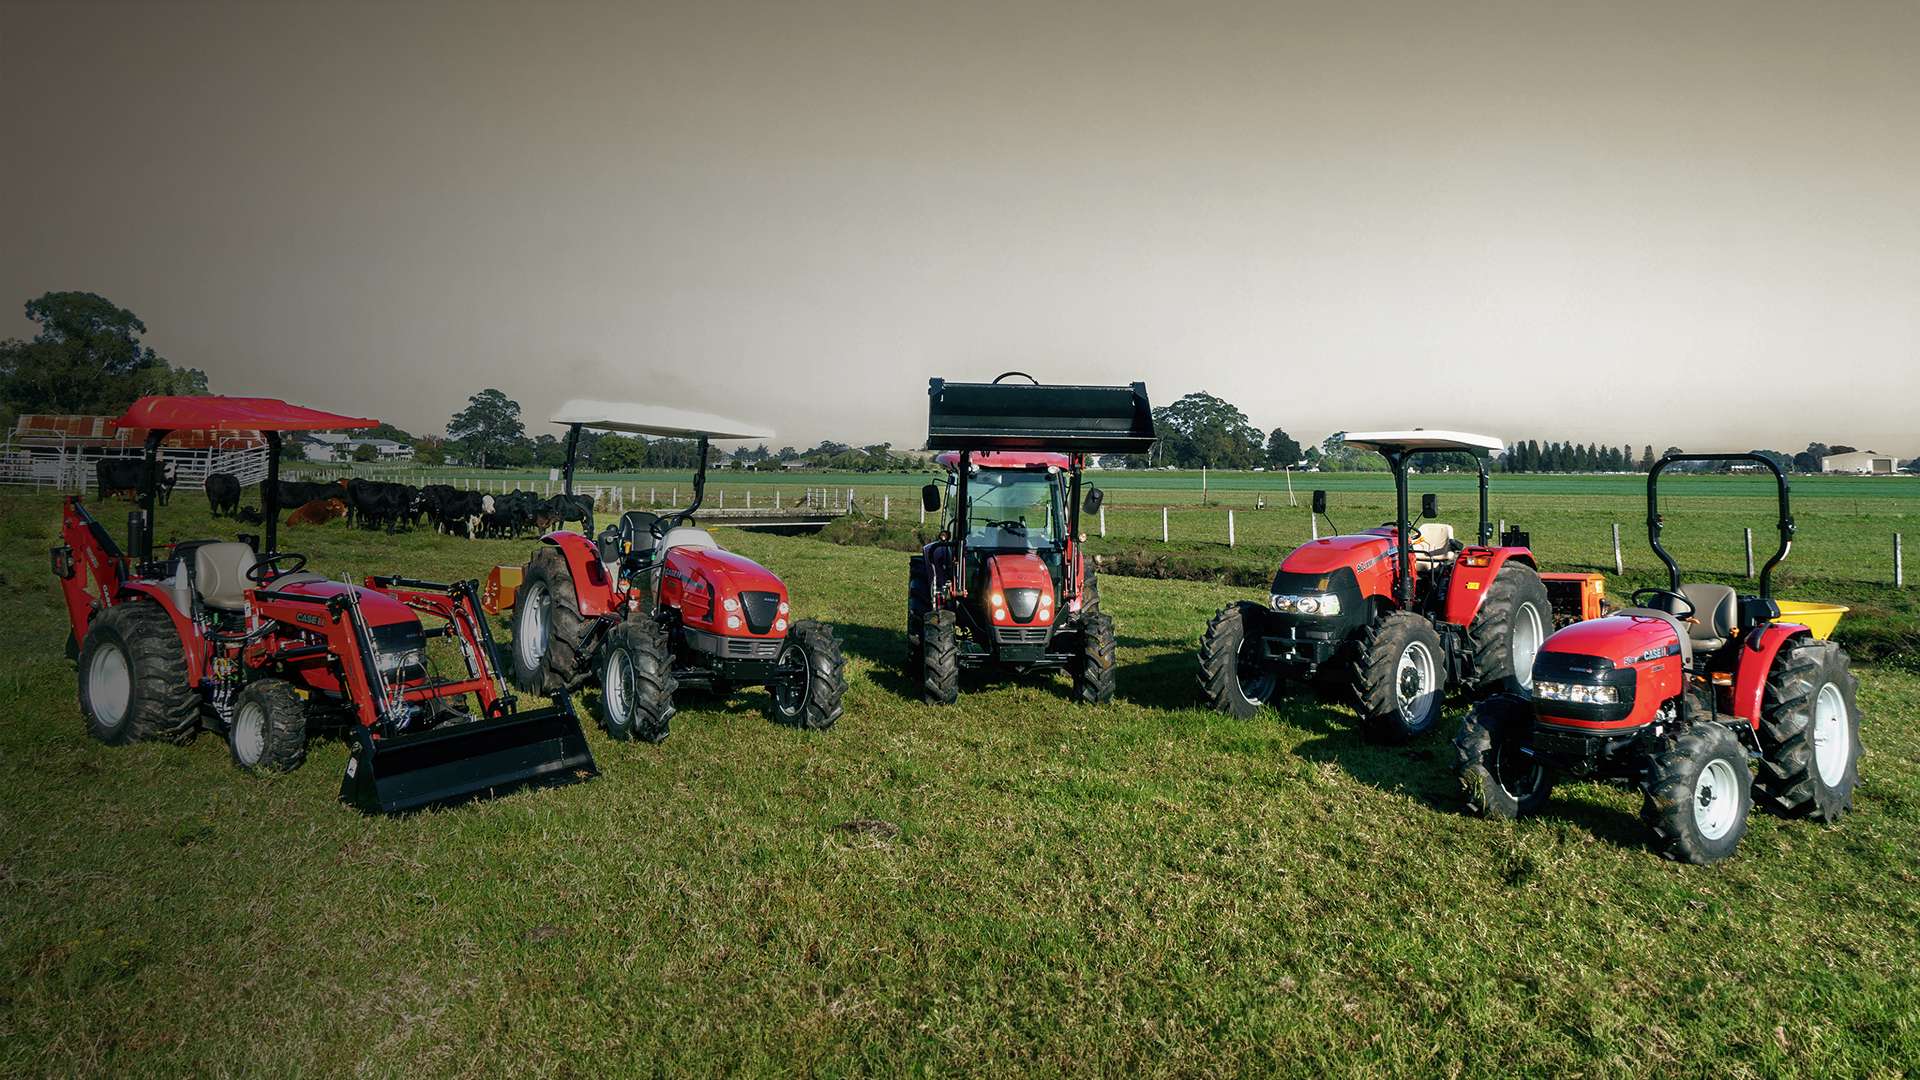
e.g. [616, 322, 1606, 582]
[116, 395, 377, 433]
[549, 400, 773, 441]
[1341, 430, 1504, 456]
[926, 376, 1155, 454]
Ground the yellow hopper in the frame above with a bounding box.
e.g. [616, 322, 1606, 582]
[1774, 601, 1847, 640]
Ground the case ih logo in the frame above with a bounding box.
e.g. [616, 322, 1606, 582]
[296, 613, 326, 627]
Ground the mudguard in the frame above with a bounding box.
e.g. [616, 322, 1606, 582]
[1732, 622, 1813, 727]
[1441, 547, 1537, 628]
[539, 531, 619, 617]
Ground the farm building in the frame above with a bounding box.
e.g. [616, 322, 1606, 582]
[0, 413, 270, 491]
[1821, 450, 1898, 474]
[298, 433, 414, 462]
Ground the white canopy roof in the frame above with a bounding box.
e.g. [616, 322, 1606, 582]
[1341, 430, 1504, 455]
[549, 400, 773, 441]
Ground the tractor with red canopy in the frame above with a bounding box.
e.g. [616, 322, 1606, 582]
[52, 395, 595, 813]
[908, 374, 1156, 704]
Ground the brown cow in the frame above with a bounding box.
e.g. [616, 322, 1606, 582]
[286, 498, 348, 527]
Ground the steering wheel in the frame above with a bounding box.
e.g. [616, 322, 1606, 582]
[1631, 587, 1695, 621]
[246, 552, 308, 584]
[985, 518, 1027, 534]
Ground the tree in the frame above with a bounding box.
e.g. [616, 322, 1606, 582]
[592, 433, 647, 471]
[414, 436, 446, 466]
[351, 443, 380, 463]
[1830, 444, 1858, 455]
[446, 389, 524, 469]
[1640, 445, 1655, 470]
[1264, 427, 1303, 469]
[1152, 392, 1264, 469]
[0, 291, 208, 415]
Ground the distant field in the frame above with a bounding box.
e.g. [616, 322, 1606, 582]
[3, 488, 1917, 1075]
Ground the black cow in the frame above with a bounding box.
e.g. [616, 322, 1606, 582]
[344, 478, 418, 533]
[156, 460, 178, 505]
[205, 472, 241, 517]
[482, 489, 545, 538]
[433, 490, 488, 539]
[94, 458, 148, 500]
[271, 479, 344, 515]
[535, 493, 595, 536]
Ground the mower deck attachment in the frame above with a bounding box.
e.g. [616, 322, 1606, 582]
[926, 377, 1155, 453]
[339, 700, 597, 814]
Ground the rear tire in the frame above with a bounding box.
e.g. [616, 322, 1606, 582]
[1197, 601, 1276, 719]
[1756, 638, 1861, 821]
[768, 620, 846, 730]
[1080, 565, 1102, 613]
[1465, 563, 1551, 693]
[77, 602, 199, 746]
[1643, 723, 1752, 864]
[1071, 611, 1117, 705]
[512, 546, 589, 695]
[1455, 693, 1554, 818]
[599, 617, 675, 743]
[1348, 611, 1448, 744]
[228, 678, 308, 773]
[921, 609, 959, 706]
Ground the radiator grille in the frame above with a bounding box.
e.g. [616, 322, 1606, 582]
[723, 636, 781, 659]
[995, 626, 1050, 645]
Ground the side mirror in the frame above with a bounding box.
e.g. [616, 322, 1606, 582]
[1082, 486, 1105, 515]
[1421, 493, 1439, 519]
[1311, 490, 1327, 514]
[920, 483, 941, 513]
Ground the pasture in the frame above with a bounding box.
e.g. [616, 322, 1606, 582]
[2, 478, 1917, 1077]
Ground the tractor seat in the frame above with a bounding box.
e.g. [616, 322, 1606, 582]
[193, 542, 258, 611]
[1679, 583, 1739, 654]
[657, 526, 718, 555]
[1411, 523, 1457, 563]
[617, 511, 662, 556]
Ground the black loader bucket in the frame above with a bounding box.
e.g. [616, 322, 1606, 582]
[926, 377, 1156, 453]
[339, 700, 597, 814]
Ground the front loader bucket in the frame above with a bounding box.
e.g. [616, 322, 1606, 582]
[927, 378, 1156, 453]
[340, 701, 597, 814]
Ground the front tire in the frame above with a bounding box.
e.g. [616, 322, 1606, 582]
[228, 678, 308, 773]
[768, 620, 846, 730]
[920, 609, 959, 706]
[1756, 638, 1861, 821]
[1643, 724, 1753, 864]
[1197, 601, 1276, 719]
[1349, 611, 1448, 744]
[77, 602, 199, 746]
[1465, 563, 1551, 694]
[1455, 693, 1554, 819]
[1071, 611, 1117, 705]
[599, 618, 676, 743]
[512, 546, 589, 695]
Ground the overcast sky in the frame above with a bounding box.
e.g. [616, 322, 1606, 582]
[3, 0, 1915, 454]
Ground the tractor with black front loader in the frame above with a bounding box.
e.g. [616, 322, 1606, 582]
[486, 401, 846, 742]
[1455, 452, 1861, 864]
[1198, 431, 1603, 743]
[53, 396, 595, 813]
[907, 374, 1156, 705]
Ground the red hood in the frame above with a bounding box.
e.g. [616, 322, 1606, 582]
[1279, 532, 1394, 576]
[271, 578, 418, 628]
[668, 546, 786, 597]
[1543, 613, 1678, 666]
[985, 552, 1056, 625]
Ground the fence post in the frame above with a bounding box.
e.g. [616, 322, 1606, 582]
[746, 490, 752, 509]
[673, 487, 678, 505]
[1499, 518, 1507, 537]
[775, 489, 781, 509]
[1311, 515, 1318, 540]
[883, 494, 890, 519]
[718, 489, 725, 509]
[1228, 509, 1236, 548]
[1898, 533, 1905, 587]
[1162, 506, 1169, 543]
[1744, 528, 1754, 579]
[650, 487, 656, 505]
[1612, 523, 1623, 575]
[1099, 506, 1106, 537]
[920, 503, 925, 524]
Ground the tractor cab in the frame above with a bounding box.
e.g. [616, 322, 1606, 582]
[927, 450, 1076, 611]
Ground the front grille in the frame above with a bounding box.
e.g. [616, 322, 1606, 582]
[723, 636, 781, 659]
[739, 591, 780, 634]
[995, 626, 1050, 645]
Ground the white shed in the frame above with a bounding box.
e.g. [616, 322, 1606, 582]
[1820, 451, 1898, 475]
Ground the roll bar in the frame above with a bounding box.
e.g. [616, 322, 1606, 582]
[1377, 449, 1493, 608]
[1647, 452, 1793, 600]
[561, 423, 711, 529]
[133, 428, 287, 560]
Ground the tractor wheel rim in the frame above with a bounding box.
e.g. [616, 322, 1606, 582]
[1694, 757, 1741, 840]
[771, 640, 810, 717]
[517, 584, 549, 669]
[1236, 637, 1275, 706]
[232, 700, 266, 766]
[1812, 682, 1849, 786]
[604, 648, 632, 728]
[1494, 733, 1543, 798]
[1511, 602, 1544, 690]
[88, 644, 132, 725]
[1396, 640, 1437, 725]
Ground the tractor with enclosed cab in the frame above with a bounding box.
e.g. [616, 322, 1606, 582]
[1198, 431, 1601, 743]
[53, 396, 595, 813]
[1455, 453, 1861, 864]
[908, 374, 1156, 705]
[485, 401, 845, 741]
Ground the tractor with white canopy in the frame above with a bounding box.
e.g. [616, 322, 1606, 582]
[486, 401, 845, 740]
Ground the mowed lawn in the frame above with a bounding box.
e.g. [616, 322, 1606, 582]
[1, 488, 1917, 1076]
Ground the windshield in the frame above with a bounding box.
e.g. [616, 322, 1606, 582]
[959, 468, 1061, 550]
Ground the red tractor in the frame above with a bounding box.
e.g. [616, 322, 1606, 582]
[1455, 453, 1862, 864]
[907, 374, 1156, 705]
[1198, 431, 1601, 743]
[486, 401, 846, 741]
[54, 396, 594, 813]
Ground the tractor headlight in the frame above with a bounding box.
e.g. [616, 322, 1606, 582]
[1271, 593, 1340, 617]
[1534, 680, 1620, 705]
[723, 597, 741, 613]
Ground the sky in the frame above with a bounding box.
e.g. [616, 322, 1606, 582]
[2, 0, 1916, 455]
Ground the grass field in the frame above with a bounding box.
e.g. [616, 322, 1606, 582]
[2, 485, 1918, 1076]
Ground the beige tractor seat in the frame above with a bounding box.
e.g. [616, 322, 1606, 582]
[1411, 522, 1457, 564]
[193, 542, 259, 610]
[657, 526, 718, 556]
[1680, 583, 1739, 653]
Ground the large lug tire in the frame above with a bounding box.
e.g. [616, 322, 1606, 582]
[1348, 611, 1449, 744]
[1455, 693, 1554, 819]
[920, 609, 960, 706]
[906, 556, 930, 669]
[512, 546, 590, 695]
[1465, 563, 1552, 694]
[768, 620, 847, 730]
[228, 678, 308, 774]
[1643, 723, 1753, 865]
[598, 617, 676, 744]
[1756, 638, 1861, 821]
[1079, 565, 1101, 614]
[1197, 601, 1277, 719]
[1071, 611, 1118, 706]
[76, 602, 199, 746]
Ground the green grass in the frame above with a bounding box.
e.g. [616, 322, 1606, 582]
[2, 488, 1918, 1076]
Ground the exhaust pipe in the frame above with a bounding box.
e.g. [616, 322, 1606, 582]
[339, 697, 597, 814]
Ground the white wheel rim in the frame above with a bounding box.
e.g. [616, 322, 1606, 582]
[1237, 635, 1274, 706]
[1511, 602, 1544, 690]
[88, 643, 132, 725]
[517, 584, 549, 670]
[1694, 757, 1741, 841]
[1494, 736, 1543, 798]
[605, 648, 632, 727]
[232, 700, 266, 766]
[1812, 682, 1850, 786]
[1396, 640, 1438, 725]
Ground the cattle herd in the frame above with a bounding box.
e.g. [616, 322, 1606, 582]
[146, 471, 604, 540]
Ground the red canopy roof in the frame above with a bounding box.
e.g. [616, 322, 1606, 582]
[115, 396, 378, 433]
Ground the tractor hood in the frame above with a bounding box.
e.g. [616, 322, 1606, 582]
[271, 578, 419, 629]
[1279, 532, 1394, 576]
[983, 552, 1056, 625]
[1542, 613, 1679, 667]
[668, 546, 787, 597]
